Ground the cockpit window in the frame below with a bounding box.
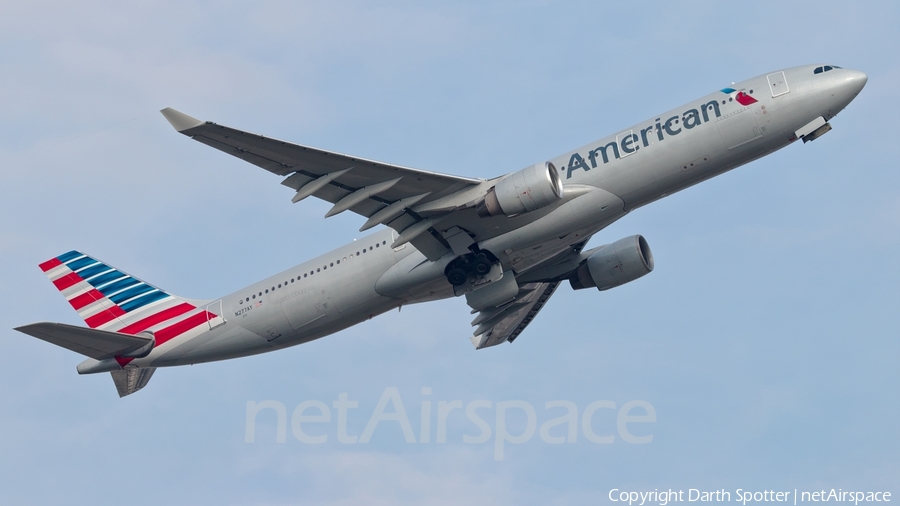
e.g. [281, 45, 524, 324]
[814, 65, 842, 75]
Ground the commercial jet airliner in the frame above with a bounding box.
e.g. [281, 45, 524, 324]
[15, 64, 867, 396]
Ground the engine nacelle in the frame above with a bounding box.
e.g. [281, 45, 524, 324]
[477, 162, 563, 217]
[570, 235, 654, 291]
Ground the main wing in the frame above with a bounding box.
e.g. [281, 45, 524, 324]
[161, 109, 484, 252]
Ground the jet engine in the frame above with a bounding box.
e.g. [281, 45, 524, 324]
[477, 162, 563, 217]
[570, 235, 654, 291]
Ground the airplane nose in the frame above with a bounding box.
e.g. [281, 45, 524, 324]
[826, 69, 867, 116]
[844, 70, 868, 96]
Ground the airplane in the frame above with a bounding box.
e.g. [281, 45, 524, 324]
[15, 64, 867, 397]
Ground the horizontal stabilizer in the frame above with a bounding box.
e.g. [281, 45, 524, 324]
[111, 367, 156, 397]
[14, 322, 153, 361]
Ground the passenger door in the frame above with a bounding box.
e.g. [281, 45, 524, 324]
[767, 71, 790, 97]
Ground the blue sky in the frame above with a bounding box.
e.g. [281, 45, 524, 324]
[1, 1, 897, 504]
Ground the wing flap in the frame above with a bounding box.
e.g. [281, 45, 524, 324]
[14, 322, 153, 360]
[469, 281, 561, 349]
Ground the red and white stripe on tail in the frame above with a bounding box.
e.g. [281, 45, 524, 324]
[39, 251, 217, 357]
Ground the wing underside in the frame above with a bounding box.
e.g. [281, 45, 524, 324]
[467, 239, 589, 349]
[469, 281, 561, 349]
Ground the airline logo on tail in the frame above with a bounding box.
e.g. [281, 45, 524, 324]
[39, 251, 217, 362]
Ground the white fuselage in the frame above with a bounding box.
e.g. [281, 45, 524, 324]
[129, 64, 867, 368]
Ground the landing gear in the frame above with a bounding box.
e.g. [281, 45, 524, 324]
[444, 250, 499, 287]
[446, 267, 468, 287]
[472, 254, 492, 276]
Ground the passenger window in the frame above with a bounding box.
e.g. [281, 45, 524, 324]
[252, 294, 256, 299]
[330, 262, 333, 267]
[265, 289, 269, 294]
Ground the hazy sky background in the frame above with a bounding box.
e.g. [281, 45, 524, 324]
[1, 1, 897, 504]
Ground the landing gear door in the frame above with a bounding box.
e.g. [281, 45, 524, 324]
[767, 71, 789, 97]
[206, 300, 226, 330]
